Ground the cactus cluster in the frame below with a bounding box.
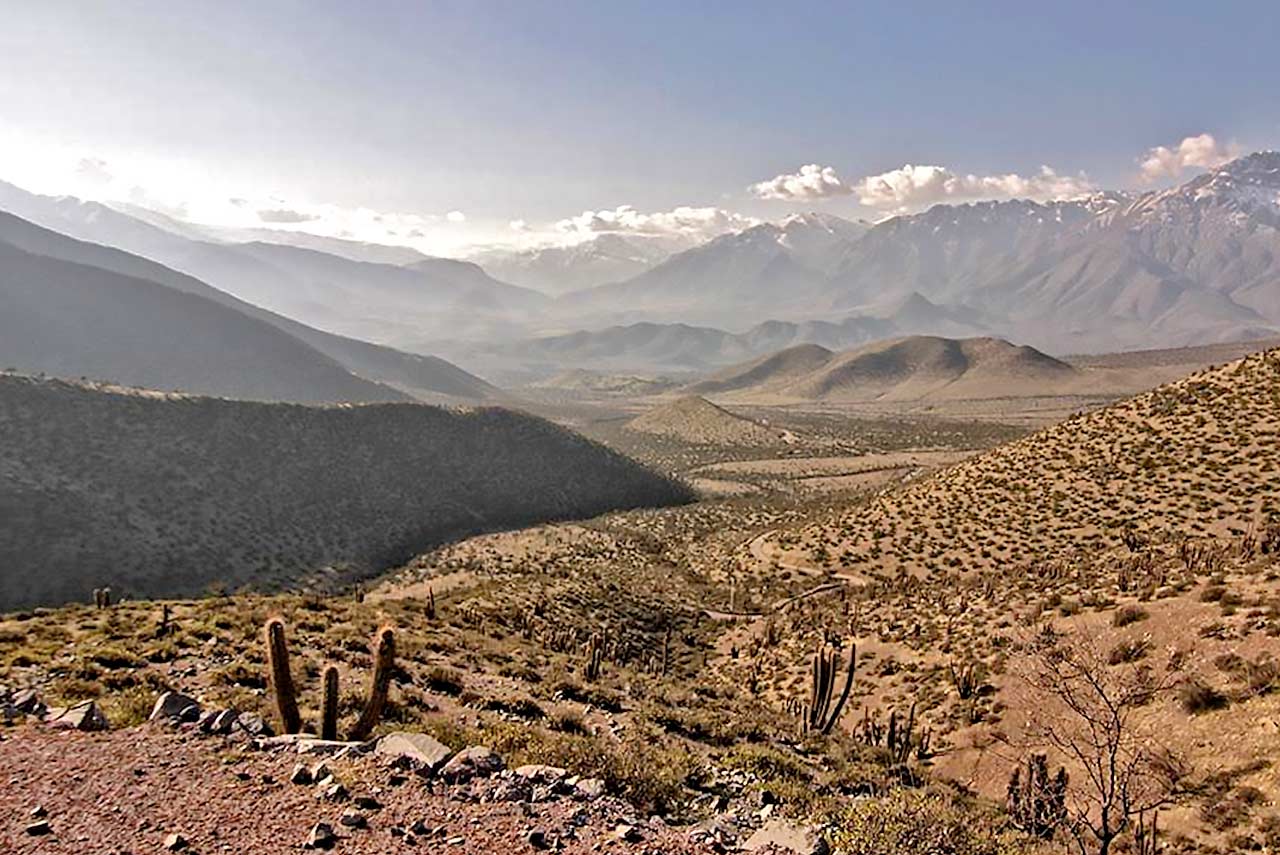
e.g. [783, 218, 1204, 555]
[855, 703, 931, 764]
[1006, 753, 1068, 840]
[798, 641, 856, 736]
[264, 617, 396, 741]
[92, 587, 112, 608]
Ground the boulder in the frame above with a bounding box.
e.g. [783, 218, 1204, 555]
[297, 738, 366, 756]
[13, 689, 45, 716]
[45, 701, 109, 732]
[743, 820, 830, 855]
[304, 822, 336, 850]
[234, 712, 272, 737]
[374, 732, 451, 773]
[439, 746, 504, 784]
[151, 692, 201, 724]
[514, 764, 568, 785]
[573, 777, 606, 801]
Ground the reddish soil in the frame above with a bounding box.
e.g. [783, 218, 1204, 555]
[0, 725, 705, 854]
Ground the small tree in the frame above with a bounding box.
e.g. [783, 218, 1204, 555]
[1017, 634, 1188, 855]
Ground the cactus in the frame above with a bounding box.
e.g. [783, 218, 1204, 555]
[949, 658, 981, 699]
[321, 665, 340, 741]
[1134, 809, 1158, 855]
[800, 641, 856, 735]
[348, 625, 395, 741]
[425, 586, 436, 620]
[1007, 753, 1068, 840]
[265, 617, 302, 735]
[584, 632, 603, 681]
[93, 587, 112, 609]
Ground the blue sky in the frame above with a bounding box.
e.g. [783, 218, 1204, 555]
[0, 0, 1276, 253]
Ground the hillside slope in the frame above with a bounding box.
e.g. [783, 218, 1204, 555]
[780, 348, 1280, 576]
[0, 375, 694, 609]
[0, 210, 499, 402]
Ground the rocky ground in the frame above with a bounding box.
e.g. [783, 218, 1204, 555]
[0, 691, 824, 855]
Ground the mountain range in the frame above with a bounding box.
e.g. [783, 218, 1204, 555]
[0, 207, 498, 402]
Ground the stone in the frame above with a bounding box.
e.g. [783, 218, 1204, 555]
[573, 777, 606, 801]
[615, 823, 641, 842]
[298, 738, 366, 756]
[31, 805, 47, 819]
[163, 832, 189, 851]
[375, 732, 451, 773]
[45, 700, 109, 731]
[234, 711, 272, 736]
[290, 764, 313, 786]
[526, 829, 548, 849]
[354, 795, 383, 810]
[514, 764, 568, 784]
[150, 692, 200, 724]
[305, 822, 336, 850]
[25, 819, 51, 836]
[309, 762, 333, 783]
[743, 819, 830, 855]
[321, 782, 349, 802]
[439, 746, 504, 784]
[13, 689, 45, 716]
[339, 808, 367, 829]
[208, 709, 239, 734]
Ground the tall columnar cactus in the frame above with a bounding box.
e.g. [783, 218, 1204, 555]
[802, 641, 856, 735]
[584, 632, 603, 681]
[321, 666, 340, 741]
[348, 625, 395, 741]
[425, 586, 436, 620]
[265, 617, 302, 735]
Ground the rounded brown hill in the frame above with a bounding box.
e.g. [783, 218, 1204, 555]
[626, 395, 783, 446]
[686, 343, 836, 396]
[693, 335, 1079, 402]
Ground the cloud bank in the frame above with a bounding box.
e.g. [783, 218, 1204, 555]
[554, 205, 757, 240]
[750, 161, 1095, 212]
[1138, 133, 1241, 181]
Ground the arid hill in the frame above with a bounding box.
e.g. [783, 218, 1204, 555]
[626, 395, 784, 446]
[0, 374, 693, 609]
[690, 336, 1078, 402]
[776, 347, 1280, 575]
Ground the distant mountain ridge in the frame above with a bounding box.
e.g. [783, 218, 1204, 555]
[0, 209, 499, 402]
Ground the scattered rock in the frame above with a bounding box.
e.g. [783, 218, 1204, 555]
[615, 823, 641, 842]
[743, 819, 830, 855]
[339, 808, 367, 829]
[439, 746, 504, 784]
[375, 732, 451, 773]
[44, 700, 109, 731]
[514, 764, 568, 785]
[150, 692, 200, 724]
[13, 689, 46, 716]
[354, 794, 383, 810]
[31, 805, 47, 819]
[305, 822, 336, 850]
[163, 832, 189, 851]
[290, 763, 313, 786]
[321, 782, 349, 802]
[298, 738, 366, 756]
[573, 777, 606, 801]
[25, 819, 51, 836]
[526, 828, 547, 849]
[234, 712, 272, 737]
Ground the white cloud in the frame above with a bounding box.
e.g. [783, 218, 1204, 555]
[446, 210, 467, 223]
[257, 207, 320, 223]
[508, 219, 529, 231]
[1138, 133, 1241, 182]
[554, 204, 757, 239]
[750, 164, 851, 201]
[74, 157, 113, 186]
[851, 164, 1095, 212]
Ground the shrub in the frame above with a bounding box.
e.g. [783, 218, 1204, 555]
[1180, 678, 1229, 714]
[1111, 605, 1148, 628]
[828, 788, 1023, 855]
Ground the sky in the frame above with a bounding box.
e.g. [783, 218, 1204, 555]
[0, 0, 1277, 255]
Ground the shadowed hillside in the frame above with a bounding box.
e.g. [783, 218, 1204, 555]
[0, 374, 694, 609]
